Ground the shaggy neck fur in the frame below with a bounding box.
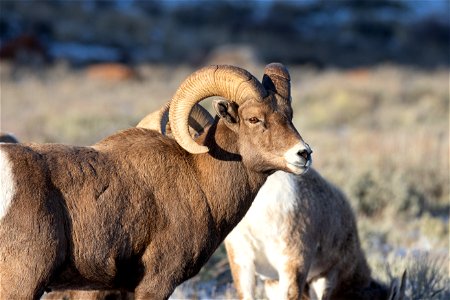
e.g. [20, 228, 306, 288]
[193, 119, 268, 240]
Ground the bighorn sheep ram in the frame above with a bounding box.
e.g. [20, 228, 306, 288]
[225, 169, 406, 300]
[0, 63, 312, 299]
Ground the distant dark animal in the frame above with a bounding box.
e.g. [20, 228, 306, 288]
[0, 34, 47, 62]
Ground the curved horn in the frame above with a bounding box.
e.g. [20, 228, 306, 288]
[188, 104, 214, 135]
[262, 62, 291, 101]
[136, 101, 170, 134]
[137, 103, 214, 138]
[169, 65, 267, 154]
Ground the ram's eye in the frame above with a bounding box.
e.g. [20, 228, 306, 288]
[249, 117, 259, 124]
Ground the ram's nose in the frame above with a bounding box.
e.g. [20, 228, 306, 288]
[284, 142, 313, 175]
[298, 144, 312, 164]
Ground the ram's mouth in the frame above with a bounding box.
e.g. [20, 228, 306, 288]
[287, 162, 310, 175]
[283, 142, 313, 175]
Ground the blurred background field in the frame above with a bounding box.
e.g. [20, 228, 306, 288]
[1, 1, 449, 299]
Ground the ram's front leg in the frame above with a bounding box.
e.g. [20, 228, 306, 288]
[134, 246, 180, 300]
[135, 279, 174, 300]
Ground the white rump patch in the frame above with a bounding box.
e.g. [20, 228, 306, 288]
[0, 149, 15, 220]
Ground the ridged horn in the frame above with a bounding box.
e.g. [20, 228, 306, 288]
[169, 65, 267, 154]
[262, 62, 291, 101]
[137, 102, 214, 138]
[188, 104, 214, 135]
[136, 101, 170, 134]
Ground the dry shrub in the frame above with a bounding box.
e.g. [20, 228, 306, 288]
[372, 252, 449, 300]
[291, 65, 449, 131]
[310, 129, 448, 219]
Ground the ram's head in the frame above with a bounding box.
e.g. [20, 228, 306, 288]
[143, 63, 312, 175]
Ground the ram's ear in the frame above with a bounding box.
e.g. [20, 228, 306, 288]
[213, 99, 239, 132]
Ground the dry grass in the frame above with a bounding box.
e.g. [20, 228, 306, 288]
[1, 62, 448, 299]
